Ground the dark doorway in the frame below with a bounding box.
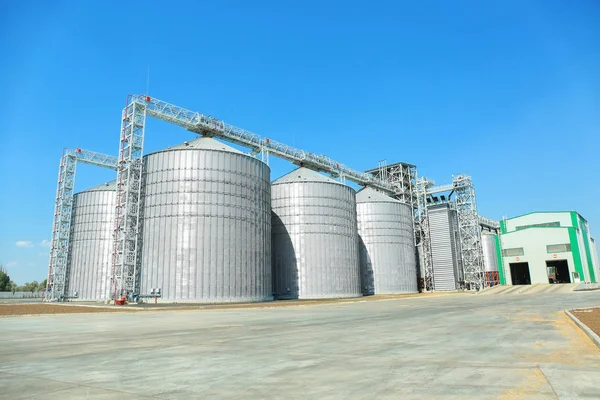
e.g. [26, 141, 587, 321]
[545, 260, 571, 284]
[510, 262, 531, 285]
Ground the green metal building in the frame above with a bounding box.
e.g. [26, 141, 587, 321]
[497, 211, 599, 285]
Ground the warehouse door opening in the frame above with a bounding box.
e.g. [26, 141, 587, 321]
[545, 260, 571, 284]
[510, 262, 531, 285]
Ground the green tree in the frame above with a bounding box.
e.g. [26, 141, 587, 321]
[28, 281, 39, 293]
[39, 279, 48, 291]
[0, 265, 11, 292]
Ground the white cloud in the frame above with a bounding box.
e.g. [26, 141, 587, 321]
[40, 240, 52, 248]
[6, 261, 17, 267]
[16, 241, 33, 248]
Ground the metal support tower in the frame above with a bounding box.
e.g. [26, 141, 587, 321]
[364, 160, 416, 205]
[452, 175, 485, 290]
[415, 177, 434, 291]
[112, 96, 146, 299]
[45, 149, 118, 301]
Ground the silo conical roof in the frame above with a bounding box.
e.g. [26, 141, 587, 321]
[83, 180, 117, 192]
[356, 187, 401, 203]
[154, 136, 245, 155]
[272, 167, 342, 185]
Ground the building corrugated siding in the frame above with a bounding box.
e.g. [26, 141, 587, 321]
[428, 205, 460, 291]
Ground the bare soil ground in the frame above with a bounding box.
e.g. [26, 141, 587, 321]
[572, 307, 600, 337]
[0, 292, 458, 316]
[0, 303, 129, 316]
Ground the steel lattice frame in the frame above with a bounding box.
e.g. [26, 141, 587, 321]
[415, 177, 434, 291]
[112, 97, 146, 299]
[364, 161, 416, 205]
[413, 175, 492, 291]
[45, 149, 119, 302]
[452, 175, 485, 290]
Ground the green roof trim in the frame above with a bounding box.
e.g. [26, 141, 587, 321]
[570, 212, 579, 229]
[500, 220, 506, 234]
[568, 227, 585, 281]
[504, 210, 587, 222]
[495, 234, 505, 285]
[580, 216, 596, 282]
[500, 226, 569, 235]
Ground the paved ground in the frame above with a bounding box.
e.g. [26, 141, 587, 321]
[1, 291, 599, 399]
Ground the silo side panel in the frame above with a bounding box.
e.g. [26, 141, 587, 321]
[272, 176, 361, 299]
[357, 196, 417, 294]
[140, 142, 272, 303]
[482, 234, 499, 272]
[67, 188, 116, 300]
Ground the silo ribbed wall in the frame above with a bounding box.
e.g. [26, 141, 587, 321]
[139, 139, 272, 302]
[66, 184, 116, 301]
[271, 169, 361, 299]
[357, 190, 417, 295]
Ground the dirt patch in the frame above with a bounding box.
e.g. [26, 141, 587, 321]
[572, 307, 600, 338]
[0, 303, 129, 316]
[0, 292, 462, 316]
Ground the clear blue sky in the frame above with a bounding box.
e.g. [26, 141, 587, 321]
[0, 1, 598, 284]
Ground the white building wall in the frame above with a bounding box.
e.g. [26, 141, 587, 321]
[592, 239, 600, 280]
[501, 228, 574, 285]
[505, 212, 572, 233]
[576, 228, 590, 282]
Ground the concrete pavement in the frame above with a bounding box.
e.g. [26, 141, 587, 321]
[1, 291, 599, 399]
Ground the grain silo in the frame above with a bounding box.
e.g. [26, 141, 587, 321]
[356, 187, 417, 295]
[66, 181, 116, 301]
[271, 167, 361, 299]
[139, 137, 272, 302]
[482, 232, 500, 285]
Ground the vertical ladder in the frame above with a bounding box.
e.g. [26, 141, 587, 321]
[112, 96, 146, 300]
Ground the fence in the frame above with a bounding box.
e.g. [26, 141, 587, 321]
[0, 291, 44, 299]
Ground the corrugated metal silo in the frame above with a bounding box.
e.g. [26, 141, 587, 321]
[67, 181, 116, 301]
[271, 167, 361, 299]
[356, 187, 417, 295]
[481, 232, 499, 272]
[140, 137, 272, 302]
[428, 204, 462, 291]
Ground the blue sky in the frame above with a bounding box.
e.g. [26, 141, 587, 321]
[0, 1, 598, 284]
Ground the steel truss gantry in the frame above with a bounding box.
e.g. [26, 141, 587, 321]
[110, 94, 405, 298]
[45, 149, 118, 302]
[414, 175, 487, 291]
